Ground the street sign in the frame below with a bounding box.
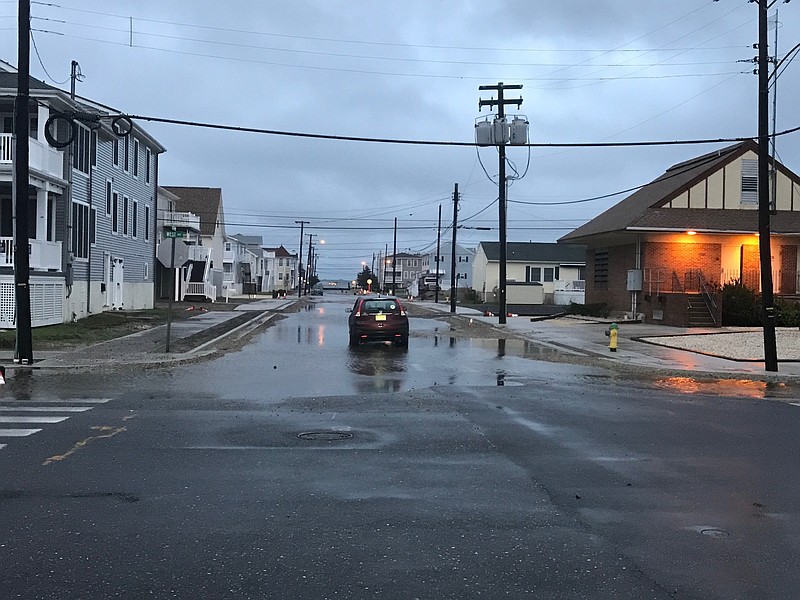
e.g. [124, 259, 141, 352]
[164, 230, 186, 238]
[157, 238, 191, 268]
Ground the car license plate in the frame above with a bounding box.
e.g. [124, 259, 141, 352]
[375, 314, 387, 321]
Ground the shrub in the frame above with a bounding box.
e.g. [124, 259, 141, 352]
[721, 282, 760, 326]
[776, 298, 800, 327]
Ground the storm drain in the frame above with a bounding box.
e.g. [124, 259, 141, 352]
[297, 431, 354, 441]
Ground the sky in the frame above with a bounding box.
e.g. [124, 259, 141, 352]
[2, 0, 800, 281]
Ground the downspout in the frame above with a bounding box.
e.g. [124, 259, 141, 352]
[86, 137, 93, 314]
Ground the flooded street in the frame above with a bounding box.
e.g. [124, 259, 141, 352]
[1, 296, 798, 599]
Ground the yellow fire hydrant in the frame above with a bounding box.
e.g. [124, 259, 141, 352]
[607, 322, 619, 352]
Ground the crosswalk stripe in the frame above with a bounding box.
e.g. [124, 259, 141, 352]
[0, 444, 6, 449]
[0, 429, 42, 437]
[0, 398, 111, 404]
[0, 416, 70, 424]
[0, 406, 92, 413]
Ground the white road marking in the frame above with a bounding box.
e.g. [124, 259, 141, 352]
[0, 429, 42, 437]
[0, 406, 92, 412]
[0, 416, 70, 424]
[0, 398, 111, 404]
[0, 444, 5, 449]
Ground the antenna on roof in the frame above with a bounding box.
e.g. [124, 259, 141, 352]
[70, 60, 84, 100]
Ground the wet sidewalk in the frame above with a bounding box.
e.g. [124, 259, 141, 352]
[1, 297, 297, 371]
[414, 301, 800, 380]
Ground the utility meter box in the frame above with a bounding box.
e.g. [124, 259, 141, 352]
[627, 269, 643, 291]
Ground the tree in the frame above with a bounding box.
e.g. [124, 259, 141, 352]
[355, 266, 376, 291]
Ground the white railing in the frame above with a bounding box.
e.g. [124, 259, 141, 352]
[188, 245, 210, 263]
[159, 210, 201, 231]
[184, 281, 216, 302]
[0, 237, 62, 270]
[0, 134, 64, 179]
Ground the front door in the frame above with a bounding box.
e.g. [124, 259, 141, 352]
[110, 257, 124, 309]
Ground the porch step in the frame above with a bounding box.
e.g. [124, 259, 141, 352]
[687, 295, 715, 327]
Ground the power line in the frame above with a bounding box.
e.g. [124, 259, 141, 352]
[125, 111, 800, 148]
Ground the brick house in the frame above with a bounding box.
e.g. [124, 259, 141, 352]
[559, 140, 800, 327]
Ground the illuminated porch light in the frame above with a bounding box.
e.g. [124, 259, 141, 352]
[686, 230, 697, 236]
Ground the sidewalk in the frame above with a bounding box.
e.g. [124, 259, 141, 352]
[414, 301, 800, 380]
[1, 297, 298, 371]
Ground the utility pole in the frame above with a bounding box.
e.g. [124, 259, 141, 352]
[479, 82, 522, 325]
[383, 243, 388, 293]
[14, 0, 33, 364]
[295, 220, 308, 298]
[305, 233, 314, 295]
[758, 0, 778, 372]
[450, 183, 459, 314]
[391, 217, 397, 295]
[435, 204, 441, 304]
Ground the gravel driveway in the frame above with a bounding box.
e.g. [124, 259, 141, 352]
[644, 328, 800, 361]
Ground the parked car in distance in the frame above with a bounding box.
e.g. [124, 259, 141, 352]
[347, 296, 409, 347]
[310, 288, 323, 296]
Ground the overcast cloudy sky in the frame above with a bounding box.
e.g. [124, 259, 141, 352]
[2, 1, 799, 280]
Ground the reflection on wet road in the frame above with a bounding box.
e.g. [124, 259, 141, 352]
[161, 298, 800, 403]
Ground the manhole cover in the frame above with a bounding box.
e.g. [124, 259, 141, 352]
[297, 431, 354, 441]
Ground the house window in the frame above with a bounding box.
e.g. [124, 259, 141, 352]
[143, 261, 149, 281]
[133, 139, 139, 177]
[544, 267, 555, 282]
[578, 267, 586, 281]
[113, 138, 119, 166]
[278, 273, 284, 280]
[72, 124, 90, 174]
[112, 192, 119, 233]
[71, 201, 91, 259]
[123, 196, 129, 235]
[741, 158, 758, 206]
[132, 200, 138, 238]
[279, 258, 284, 266]
[225, 242, 232, 252]
[123, 137, 129, 172]
[106, 180, 112, 215]
[144, 205, 150, 241]
[145, 148, 151, 183]
[594, 249, 609, 290]
[526, 266, 541, 282]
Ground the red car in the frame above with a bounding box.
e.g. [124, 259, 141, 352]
[348, 296, 409, 347]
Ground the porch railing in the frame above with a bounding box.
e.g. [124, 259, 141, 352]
[0, 133, 64, 178]
[184, 281, 216, 302]
[0, 236, 62, 270]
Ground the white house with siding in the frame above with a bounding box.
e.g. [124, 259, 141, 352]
[0, 61, 165, 327]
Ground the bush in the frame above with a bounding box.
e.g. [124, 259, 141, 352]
[721, 282, 760, 326]
[565, 302, 610, 317]
[776, 298, 800, 327]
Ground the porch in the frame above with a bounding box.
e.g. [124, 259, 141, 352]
[0, 132, 64, 179]
[0, 236, 62, 271]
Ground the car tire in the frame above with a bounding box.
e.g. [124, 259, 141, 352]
[349, 332, 360, 347]
[396, 335, 408, 348]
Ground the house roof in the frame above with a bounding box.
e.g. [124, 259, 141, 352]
[229, 233, 263, 247]
[479, 241, 586, 263]
[163, 187, 223, 237]
[264, 245, 296, 258]
[558, 140, 797, 243]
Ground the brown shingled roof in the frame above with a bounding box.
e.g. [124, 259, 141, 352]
[558, 140, 781, 243]
[162, 187, 222, 237]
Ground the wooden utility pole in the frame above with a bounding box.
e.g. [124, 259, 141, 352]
[450, 183, 459, 314]
[14, 0, 33, 364]
[479, 82, 522, 325]
[758, 0, 778, 371]
[435, 204, 441, 304]
[295, 221, 308, 297]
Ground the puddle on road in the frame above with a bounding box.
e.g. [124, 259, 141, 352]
[581, 373, 797, 400]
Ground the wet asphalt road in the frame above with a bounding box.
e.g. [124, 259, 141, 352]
[0, 296, 798, 599]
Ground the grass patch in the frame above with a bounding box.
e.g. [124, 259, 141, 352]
[0, 309, 171, 350]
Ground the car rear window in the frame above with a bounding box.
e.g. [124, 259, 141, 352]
[361, 299, 400, 314]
